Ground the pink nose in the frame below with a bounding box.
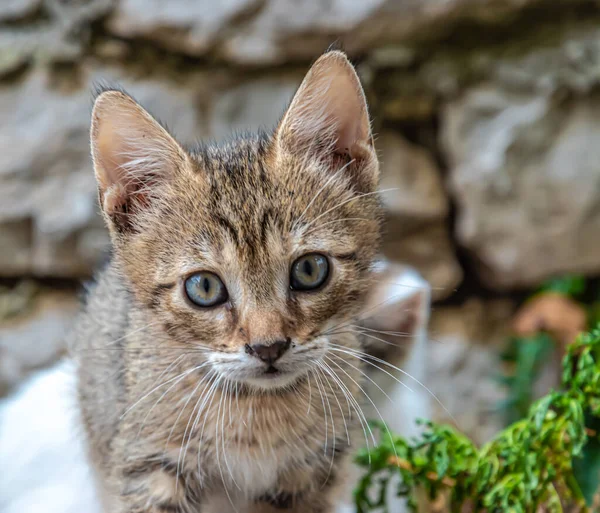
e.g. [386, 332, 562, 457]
[245, 339, 291, 365]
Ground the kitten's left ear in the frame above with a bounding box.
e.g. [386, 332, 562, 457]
[276, 51, 377, 185]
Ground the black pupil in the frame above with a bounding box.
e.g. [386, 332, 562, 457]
[202, 277, 211, 294]
[302, 259, 314, 277]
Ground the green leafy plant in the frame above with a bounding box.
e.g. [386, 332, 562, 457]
[500, 332, 555, 424]
[354, 326, 600, 512]
[538, 276, 586, 297]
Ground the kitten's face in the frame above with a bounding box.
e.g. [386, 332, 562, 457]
[91, 51, 381, 390]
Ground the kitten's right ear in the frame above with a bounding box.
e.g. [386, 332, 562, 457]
[90, 90, 190, 233]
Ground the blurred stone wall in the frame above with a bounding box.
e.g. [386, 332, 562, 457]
[3, 0, 600, 441]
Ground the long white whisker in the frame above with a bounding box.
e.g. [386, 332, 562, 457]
[315, 360, 350, 444]
[312, 358, 374, 460]
[324, 354, 397, 461]
[102, 320, 162, 348]
[301, 217, 376, 238]
[135, 355, 199, 440]
[121, 365, 203, 419]
[176, 372, 217, 488]
[301, 188, 400, 231]
[314, 365, 337, 488]
[292, 158, 355, 231]
[221, 382, 241, 491]
[329, 343, 457, 425]
[311, 369, 328, 456]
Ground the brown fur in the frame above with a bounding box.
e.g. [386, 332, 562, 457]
[74, 51, 382, 513]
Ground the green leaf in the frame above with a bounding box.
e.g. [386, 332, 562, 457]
[538, 275, 586, 297]
[574, 415, 600, 504]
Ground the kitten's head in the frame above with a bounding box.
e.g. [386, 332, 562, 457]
[91, 51, 382, 390]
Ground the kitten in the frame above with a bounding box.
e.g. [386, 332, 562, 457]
[75, 50, 385, 513]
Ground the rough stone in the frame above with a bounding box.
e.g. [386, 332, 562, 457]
[382, 225, 462, 301]
[108, 0, 262, 56]
[220, 0, 557, 65]
[378, 133, 461, 300]
[0, 65, 204, 277]
[0, 0, 112, 70]
[378, 133, 448, 220]
[0, 283, 79, 395]
[443, 85, 600, 289]
[427, 299, 514, 445]
[102, 0, 569, 65]
[209, 76, 300, 140]
[0, 0, 41, 22]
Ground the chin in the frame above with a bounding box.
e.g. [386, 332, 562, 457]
[242, 367, 305, 391]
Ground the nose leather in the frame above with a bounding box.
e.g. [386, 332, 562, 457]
[246, 339, 291, 364]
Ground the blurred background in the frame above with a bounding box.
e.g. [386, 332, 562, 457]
[2, 0, 600, 463]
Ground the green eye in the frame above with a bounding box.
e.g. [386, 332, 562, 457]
[290, 253, 330, 291]
[184, 272, 228, 307]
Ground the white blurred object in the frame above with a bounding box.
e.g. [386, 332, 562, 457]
[0, 360, 101, 513]
[349, 260, 432, 513]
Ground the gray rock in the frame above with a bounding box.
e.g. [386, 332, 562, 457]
[0, 66, 204, 277]
[102, 0, 555, 64]
[382, 225, 462, 301]
[378, 133, 461, 300]
[0, 0, 112, 70]
[427, 299, 513, 445]
[378, 133, 448, 220]
[0, 284, 79, 394]
[107, 0, 262, 56]
[220, 0, 550, 65]
[209, 76, 300, 140]
[0, 0, 41, 22]
[443, 84, 600, 289]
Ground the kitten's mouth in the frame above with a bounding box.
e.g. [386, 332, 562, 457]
[264, 365, 279, 375]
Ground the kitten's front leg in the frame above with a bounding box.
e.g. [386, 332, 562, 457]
[115, 457, 203, 513]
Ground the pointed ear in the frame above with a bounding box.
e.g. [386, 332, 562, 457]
[276, 51, 377, 184]
[360, 260, 430, 360]
[90, 89, 190, 233]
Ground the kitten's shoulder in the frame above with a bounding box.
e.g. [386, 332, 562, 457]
[73, 262, 131, 351]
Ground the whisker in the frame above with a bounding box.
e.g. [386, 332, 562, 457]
[311, 368, 329, 456]
[103, 321, 162, 348]
[306, 372, 313, 415]
[292, 158, 355, 232]
[329, 343, 458, 426]
[369, 277, 449, 293]
[324, 354, 398, 462]
[322, 291, 421, 337]
[314, 365, 337, 488]
[166, 371, 214, 451]
[317, 360, 352, 434]
[121, 365, 203, 420]
[220, 381, 241, 492]
[300, 217, 375, 238]
[135, 354, 196, 439]
[178, 373, 220, 484]
[328, 349, 406, 400]
[301, 187, 400, 231]
[312, 358, 375, 460]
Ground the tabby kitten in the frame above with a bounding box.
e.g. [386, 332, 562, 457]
[76, 50, 383, 513]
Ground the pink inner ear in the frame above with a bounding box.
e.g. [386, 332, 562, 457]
[278, 52, 371, 159]
[328, 75, 370, 156]
[91, 90, 189, 226]
[94, 115, 133, 192]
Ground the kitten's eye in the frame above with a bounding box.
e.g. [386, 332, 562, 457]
[184, 272, 228, 307]
[290, 253, 330, 291]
